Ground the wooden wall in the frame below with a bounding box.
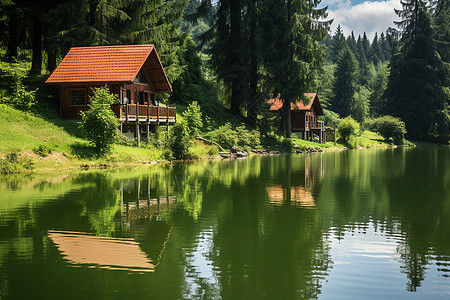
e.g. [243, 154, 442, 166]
[59, 83, 157, 119]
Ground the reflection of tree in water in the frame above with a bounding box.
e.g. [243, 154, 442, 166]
[201, 155, 332, 299]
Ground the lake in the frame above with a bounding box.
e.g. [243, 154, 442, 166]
[0, 146, 449, 299]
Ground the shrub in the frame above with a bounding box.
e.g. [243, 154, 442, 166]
[79, 86, 120, 153]
[235, 125, 261, 149]
[338, 116, 360, 144]
[205, 123, 237, 150]
[370, 116, 406, 145]
[205, 123, 261, 150]
[117, 134, 136, 146]
[182, 101, 203, 138]
[0, 152, 34, 174]
[2, 78, 38, 110]
[33, 144, 53, 157]
[168, 121, 191, 159]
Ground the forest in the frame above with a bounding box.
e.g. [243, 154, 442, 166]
[0, 0, 448, 147]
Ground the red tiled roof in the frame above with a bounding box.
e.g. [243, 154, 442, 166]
[45, 45, 171, 92]
[268, 93, 318, 111]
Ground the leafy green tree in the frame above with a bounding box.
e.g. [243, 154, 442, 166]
[331, 46, 359, 118]
[168, 120, 191, 159]
[79, 86, 120, 153]
[338, 116, 360, 144]
[371, 115, 407, 144]
[182, 101, 203, 138]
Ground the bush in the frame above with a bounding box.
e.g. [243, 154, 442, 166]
[370, 116, 406, 145]
[182, 101, 203, 138]
[1, 77, 37, 110]
[205, 123, 261, 150]
[33, 144, 53, 157]
[205, 123, 237, 150]
[235, 125, 261, 149]
[168, 121, 191, 159]
[0, 152, 34, 174]
[338, 116, 360, 144]
[79, 86, 120, 153]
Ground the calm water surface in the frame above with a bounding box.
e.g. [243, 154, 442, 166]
[0, 146, 449, 299]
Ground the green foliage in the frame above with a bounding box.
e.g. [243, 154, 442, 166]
[338, 116, 360, 144]
[168, 121, 191, 159]
[322, 109, 340, 128]
[367, 116, 407, 145]
[79, 87, 120, 153]
[33, 144, 53, 157]
[0, 71, 37, 110]
[117, 134, 136, 147]
[0, 152, 34, 174]
[331, 46, 359, 118]
[205, 123, 261, 150]
[384, 0, 448, 142]
[182, 101, 203, 138]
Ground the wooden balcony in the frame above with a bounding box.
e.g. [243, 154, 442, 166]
[306, 120, 324, 130]
[111, 104, 176, 124]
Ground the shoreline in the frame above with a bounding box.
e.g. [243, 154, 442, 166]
[1, 141, 421, 176]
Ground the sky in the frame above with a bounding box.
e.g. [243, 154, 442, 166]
[321, 0, 402, 40]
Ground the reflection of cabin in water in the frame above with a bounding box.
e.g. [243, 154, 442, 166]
[268, 93, 326, 143]
[45, 45, 176, 144]
[48, 230, 157, 272]
[119, 177, 177, 222]
[267, 155, 325, 207]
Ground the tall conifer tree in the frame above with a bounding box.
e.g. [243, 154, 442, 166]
[385, 0, 448, 141]
[331, 46, 359, 118]
[260, 0, 331, 136]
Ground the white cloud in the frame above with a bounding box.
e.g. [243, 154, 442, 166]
[324, 0, 402, 40]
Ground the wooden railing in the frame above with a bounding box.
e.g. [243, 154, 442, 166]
[111, 104, 176, 123]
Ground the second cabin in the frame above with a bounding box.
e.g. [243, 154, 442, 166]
[45, 45, 176, 142]
[268, 93, 326, 143]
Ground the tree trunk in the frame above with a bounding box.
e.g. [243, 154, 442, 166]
[7, 8, 18, 61]
[229, 0, 242, 115]
[247, 0, 258, 124]
[283, 98, 291, 137]
[30, 16, 43, 75]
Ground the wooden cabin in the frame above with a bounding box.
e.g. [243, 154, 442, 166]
[45, 45, 176, 142]
[268, 93, 326, 143]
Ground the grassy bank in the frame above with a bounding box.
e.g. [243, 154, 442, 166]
[0, 60, 399, 174]
[0, 99, 396, 174]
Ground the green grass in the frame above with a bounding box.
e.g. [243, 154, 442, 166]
[0, 104, 81, 154]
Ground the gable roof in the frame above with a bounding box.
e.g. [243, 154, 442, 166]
[268, 93, 324, 115]
[45, 45, 171, 92]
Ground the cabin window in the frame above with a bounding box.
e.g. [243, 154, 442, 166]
[70, 89, 86, 106]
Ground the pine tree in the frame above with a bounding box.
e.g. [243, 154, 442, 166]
[260, 0, 331, 136]
[347, 31, 359, 61]
[380, 31, 392, 61]
[369, 63, 388, 116]
[330, 25, 346, 63]
[385, 0, 448, 142]
[331, 46, 359, 118]
[122, 0, 188, 81]
[371, 32, 385, 63]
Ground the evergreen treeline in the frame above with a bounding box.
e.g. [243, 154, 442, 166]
[0, 0, 188, 80]
[321, 0, 449, 143]
[0, 0, 448, 143]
